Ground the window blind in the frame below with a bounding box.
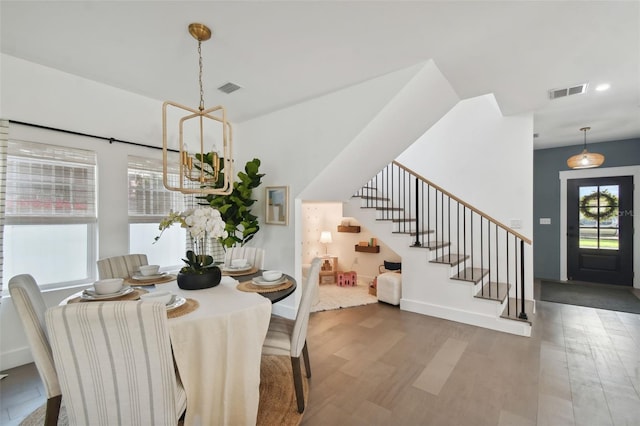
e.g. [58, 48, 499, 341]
[128, 155, 185, 221]
[6, 140, 96, 224]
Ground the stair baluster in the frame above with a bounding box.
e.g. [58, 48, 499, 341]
[354, 160, 532, 324]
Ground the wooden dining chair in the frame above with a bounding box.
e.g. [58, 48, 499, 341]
[46, 302, 187, 426]
[96, 253, 148, 279]
[8, 274, 62, 426]
[261, 257, 322, 413]
[224, 246, 265, 269]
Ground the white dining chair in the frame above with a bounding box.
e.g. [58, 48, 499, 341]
[97, 253, 148, 279]
[8, 274, 62, 426]
[261, 257, 321, 413]
[46, 301, 187, 426]
[224, 246, 265, 269]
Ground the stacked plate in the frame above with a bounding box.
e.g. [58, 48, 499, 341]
[166, 295, 187, 311]
[130, 272, 168, 281]
[81, 286, 134, 301]
[140, 291, 186, 311]
[251, 275, 287, 287]
[222, 264, 253, 273]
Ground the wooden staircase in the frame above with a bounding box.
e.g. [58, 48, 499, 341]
[352, 161, 533, 333]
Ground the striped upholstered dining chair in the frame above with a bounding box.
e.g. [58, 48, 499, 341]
[46, 301, 187, 426]
[8, 274, 62, 426]
[96, 253, 148, 279]
[261, 257, 322, 413]
[224, 246, 265, 269]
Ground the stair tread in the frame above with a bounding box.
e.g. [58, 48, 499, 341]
[390, 230, 434, 236]
[408, 240, 450, 250]
[409, 230, 435, 236]
[359, 196, 389, 201]
[375, 207, 404, 211]
[474, 282, 511, 302]
[450, 267, 488, 283]
[391, 218, 416, 223]
[431, 253, 468, 266]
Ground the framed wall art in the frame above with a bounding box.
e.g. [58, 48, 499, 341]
[265, 186, 289, 225]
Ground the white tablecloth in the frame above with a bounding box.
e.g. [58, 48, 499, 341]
[163, 276, 271, 426]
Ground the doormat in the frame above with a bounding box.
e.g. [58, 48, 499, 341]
[540, 280, 640, 314]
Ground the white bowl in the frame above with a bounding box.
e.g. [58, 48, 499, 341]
[140, 291, 174, 305]
[231, 259, 249, 268]
[262, 270, 283, 282]
[93, 278, 124, 295]
[139, 265, 160, 276]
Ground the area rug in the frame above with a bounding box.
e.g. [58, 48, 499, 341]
[540, 280, 640, 314]
[20, 355, 308, 426]
[311, 280, 378, 312]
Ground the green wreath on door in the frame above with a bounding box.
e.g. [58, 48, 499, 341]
[579, 190, 618, 221]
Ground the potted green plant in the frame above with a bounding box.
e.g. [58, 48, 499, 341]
[155, 206, 227, 290]
[198, 157, 265, 249]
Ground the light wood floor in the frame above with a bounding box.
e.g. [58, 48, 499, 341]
[2, 291, 639, 426]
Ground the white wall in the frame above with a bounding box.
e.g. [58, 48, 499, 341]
[0, 54, 430, 366]
[396, 94, 534, 299]
[238, 61, 457, 317]
[1, 55, 162, 147]
[1, 122, 169, 370]
[301, 202, 400, 284]
[341, 95, 534, 335]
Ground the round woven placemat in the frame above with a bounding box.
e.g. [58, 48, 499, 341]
[68, 288, 149, 303]
[167, 298, 199, 319]
[222, 266, 260, 277]
[237, 279, 293, 294]
[124, 274, 176, 286]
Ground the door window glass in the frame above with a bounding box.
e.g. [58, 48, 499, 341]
[578, 184, 619, 250]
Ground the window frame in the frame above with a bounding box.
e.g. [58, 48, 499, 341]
[3, 139, 98, 290]
[127, 154, 186, 270]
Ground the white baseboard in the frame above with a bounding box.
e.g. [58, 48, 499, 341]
[271, 303, 296, 320]
[401, 298, 531, 337]
[1, 346, 33, 371]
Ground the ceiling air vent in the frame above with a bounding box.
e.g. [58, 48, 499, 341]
[218, 82, 242, 94]
[548, 83, 588, 100]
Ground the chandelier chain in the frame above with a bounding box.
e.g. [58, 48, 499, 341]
[198, 40, 204, 112]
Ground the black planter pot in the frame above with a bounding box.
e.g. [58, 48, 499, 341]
[177, 266, 222, 290]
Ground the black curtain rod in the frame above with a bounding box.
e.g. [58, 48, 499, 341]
[9, 119, 178, 152]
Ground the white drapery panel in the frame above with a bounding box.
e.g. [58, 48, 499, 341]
[0, 119, 8, 298]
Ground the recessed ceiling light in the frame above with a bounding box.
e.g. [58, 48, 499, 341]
[595, 83, 611, 92]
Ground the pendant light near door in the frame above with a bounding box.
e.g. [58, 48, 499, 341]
[566, 127, 605, 169]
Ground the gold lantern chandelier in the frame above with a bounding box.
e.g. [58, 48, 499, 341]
[566, 127, 605, 169]
[162, 23, 233, 195]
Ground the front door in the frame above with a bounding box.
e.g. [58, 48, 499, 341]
[567, 176, 634, 285]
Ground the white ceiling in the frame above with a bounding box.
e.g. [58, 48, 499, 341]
[2, 1, 639, 149]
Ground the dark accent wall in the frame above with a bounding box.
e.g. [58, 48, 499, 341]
[533, 138, 640, 280]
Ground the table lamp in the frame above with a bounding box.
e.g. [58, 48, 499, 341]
[319, 231, 333, 255]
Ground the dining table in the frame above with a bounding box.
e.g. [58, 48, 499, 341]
[60, 268, 297, 426]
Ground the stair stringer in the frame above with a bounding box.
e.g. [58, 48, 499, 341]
[343, 198, 531, 337]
